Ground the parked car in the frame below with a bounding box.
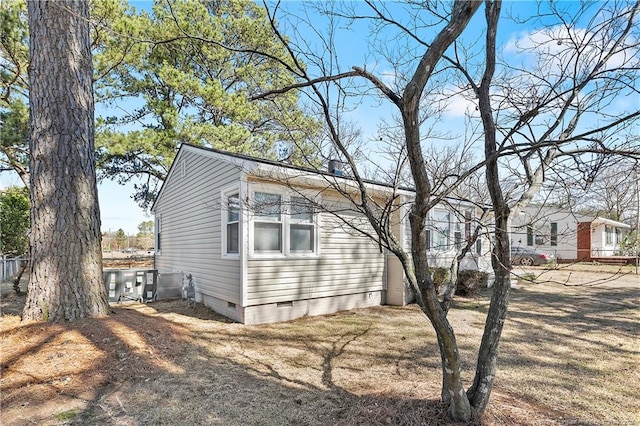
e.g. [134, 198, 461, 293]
[511, 247, 554, 266]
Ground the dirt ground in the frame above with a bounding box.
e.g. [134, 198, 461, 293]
[102, 256, 154, 270]
[1, 264, 638, 425]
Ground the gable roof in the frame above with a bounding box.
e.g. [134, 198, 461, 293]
[151, 143, 485, 212]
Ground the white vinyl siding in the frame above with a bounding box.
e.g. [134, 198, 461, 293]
[246, 199, 385, 305]
[509, 206, 604, 261]
[153, 150, 242, 303]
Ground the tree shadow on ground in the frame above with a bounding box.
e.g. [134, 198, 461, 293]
[1, 300, 488, 426]
[453, 280, 639, 425]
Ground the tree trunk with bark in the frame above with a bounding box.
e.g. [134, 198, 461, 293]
[466, 0, 510, 412]
[22, 0, 109, 321]
[398, 2, 482, 420]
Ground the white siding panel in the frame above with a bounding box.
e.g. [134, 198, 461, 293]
[155, 150, 242, 303]
[246, 206, 386, 306]
[243, 291, 384, 325]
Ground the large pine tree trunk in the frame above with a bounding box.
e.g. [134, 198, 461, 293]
[22, 0, 109, 321]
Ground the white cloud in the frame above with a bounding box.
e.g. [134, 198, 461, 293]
[502, 24, 638, 76]
[442, 91, 478, 119]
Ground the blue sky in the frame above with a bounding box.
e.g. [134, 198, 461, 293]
[3, 1, 631, 235]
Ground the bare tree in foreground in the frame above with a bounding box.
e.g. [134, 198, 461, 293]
[163, 0, 640, 420]
[257, 0, 640, 420]
[23, 0, 109, 321]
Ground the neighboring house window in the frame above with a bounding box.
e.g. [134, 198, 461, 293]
[475, 237, 482, 255]
[550, 222, 558, 246]
[432, 210, 451, 251]
[454, 219, 462, 250]
[605, 225, 613, 245]
[526, 225, 534, 246]
[222, 189, 241, 257]
[155, 216, 162, 253]
[249, 187, 319, 257]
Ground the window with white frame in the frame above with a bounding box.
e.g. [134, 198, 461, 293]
[249, 187, 318, 257]
[222, 189, 241, 257]
[431, 210, 451, 251]
[226, 193, 240, 254]
[290, 196, 315, 252]
[253, 192, 283, 253]
[605, 225, 613, 245]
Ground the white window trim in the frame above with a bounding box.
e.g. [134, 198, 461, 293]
[430, 208, 452, 252]
[248, 183, 321, 259]
[604, 225, 614, 246]
[221, 186, 241, 258]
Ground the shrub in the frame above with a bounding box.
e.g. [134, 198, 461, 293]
[428, 267, 450, 292]
[456, 270, 489, 297]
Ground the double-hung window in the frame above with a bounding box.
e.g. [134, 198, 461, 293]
[221, 189, 241, 257]
[605, 225, 613, 245]
[432, 210, 451, 251]
[226, 193, 240, 254]
[290, 196, 315, 253]
[254, 192, 283, 253]
[250, 187, 318, 257]
[454, 217, 463, 250]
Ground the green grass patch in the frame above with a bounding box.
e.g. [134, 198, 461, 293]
[55, 410, 77, 422]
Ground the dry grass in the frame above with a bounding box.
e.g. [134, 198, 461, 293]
[1, 265, 638, 425]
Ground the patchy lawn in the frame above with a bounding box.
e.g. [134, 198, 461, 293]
[1, 265, 638, 425]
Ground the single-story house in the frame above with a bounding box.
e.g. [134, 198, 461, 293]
[510, 205, 631, 262]
[577, 217, 632, 260]
[151, 144, 491, 324]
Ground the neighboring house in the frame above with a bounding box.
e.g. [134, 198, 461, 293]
[152, 144, 490, 324]
[510, 205, 631, 262]
[577, 217, 632, 260]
